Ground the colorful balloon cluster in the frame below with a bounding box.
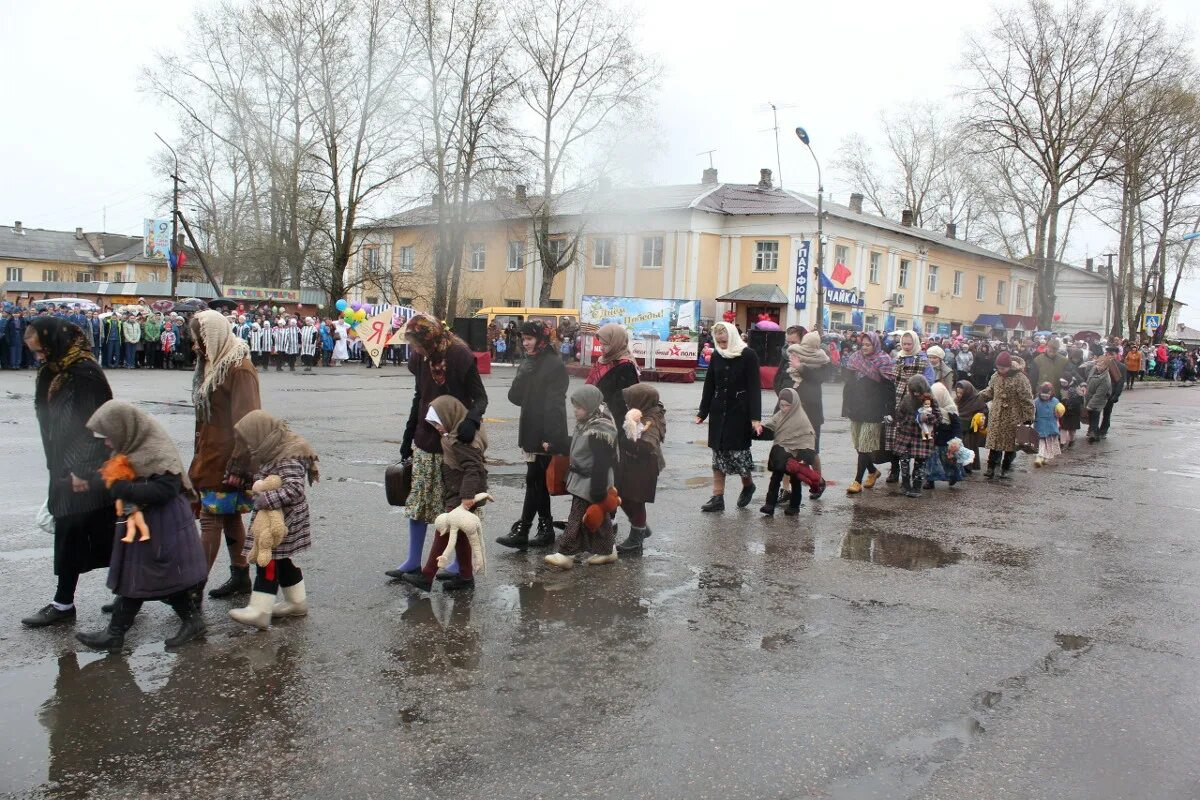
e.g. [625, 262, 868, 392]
[335, 298, 369, 330]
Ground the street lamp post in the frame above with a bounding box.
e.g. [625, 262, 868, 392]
[155, 132, 184, 300]
[795, 126, 824, 332]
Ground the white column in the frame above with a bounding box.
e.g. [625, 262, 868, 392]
[624, 235, 639, 295]
[913, 253, 928, 331]
[613, 235, 627, 298]
[855, 241, 869, 294]
[686, 231, 700, 299]
[716, 235, 731, 298]
[564, 247, 576, 307]
[726, 236, 742, 295]
[661, 232, 677, 299]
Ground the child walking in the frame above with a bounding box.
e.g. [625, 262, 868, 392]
[615, 384, 666, 553]
[545, 385, 619, 569]
[228, 411, 319, 630]
[76, 401, 208, 650]
[1033, 381, 1064, 466]
[892, 375, 938, 498]
[759, 387, 825, 516]
[400, 396, 488, 592]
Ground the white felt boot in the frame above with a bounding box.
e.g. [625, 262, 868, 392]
[544, 553, 574, 570]
[586, 547, 618, 566]
[229, 591, 275, 630]
[272, 581, 308, 618]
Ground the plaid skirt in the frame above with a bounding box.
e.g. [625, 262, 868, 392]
[891, 418, 935, 459]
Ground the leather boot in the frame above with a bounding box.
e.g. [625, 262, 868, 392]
[528, 518, 555, 548]
[76, 600, 137, 650]
[165, 595, 207, 648]
[208, 565, 251, 599]
[616, 525, 650, 554]
[495, 520, 531, 550]
[700, 495, 725, 512]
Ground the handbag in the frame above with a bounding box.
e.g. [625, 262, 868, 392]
[199, 490, 254, 516]
[545, 454, 570, 496]
[1015, 424, 1039, 454]
[385, 459, 413, 506]
[36, 501, 55, 535]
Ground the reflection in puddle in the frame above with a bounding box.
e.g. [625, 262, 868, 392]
[1054, 632, 1093, 652]
[839, 530, 962, 570]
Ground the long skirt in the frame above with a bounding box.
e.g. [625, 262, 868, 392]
[557, 496, 615, 557]
[106, 494, 208, 599]
[924, 445, 964, 483]
[407, 449, 444, 524]
[54, 507, 117, 576]
[849, 421, 882, 453]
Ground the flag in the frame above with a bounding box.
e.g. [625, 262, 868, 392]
[830, 261, 851, 285]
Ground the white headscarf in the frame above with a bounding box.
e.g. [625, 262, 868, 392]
[930, 381, 957, 423]
[710, 321, 746, 359]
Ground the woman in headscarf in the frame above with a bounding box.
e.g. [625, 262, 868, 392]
[545, 385, 619, 569]
[695, 321, 762, 512]
[189, 309, 262, 601]
[883, 330, 932, 484]
[585, 322, 640, 427]
[969, 342, 994, 390]
[892, 374, 938, 498]
[614, 384, 667, 553]
[759, 387, 818, 515]
[841, 331, 895, 494]
[955, 379, 987, 473]
[783, 331, 832, 478]
[1057, 348, 1086, 448]
[978, 350, 1035, 478]
[388, 315, 487, 580]
[228, 411, 320, 629]
[75, 401, 208, 649]
[497, 321, 569, 551]
[20, 318, 116, 629]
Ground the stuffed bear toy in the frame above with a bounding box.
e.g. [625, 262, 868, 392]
[433, 492, 494, 574]
[99, 454, 151, 543]
[582, 486, 621, 533]
[248, 475, 288, 567]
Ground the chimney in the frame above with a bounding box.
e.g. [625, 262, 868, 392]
[515, 184, 527, 202]
[901, 209, 913, 227]
[1086, 258, 1094, 272]
[75, 226, 84, 239]
[12, 220, 22, 234]
[758, 168, 773, 189]
[849, 193, 864, 213]
[945, 222, 957, 239]
[702, 167, 718, 185]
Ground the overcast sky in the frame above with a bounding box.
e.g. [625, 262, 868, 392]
[3, 0, 1199, 324]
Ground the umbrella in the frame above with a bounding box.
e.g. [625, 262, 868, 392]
[172, 299, 209, 313]
[207, 298, 239, 313]
[753, 320, 781, 331]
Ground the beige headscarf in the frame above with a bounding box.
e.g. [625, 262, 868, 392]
[233, 410, 320, 484]
[87, 400, 192, 490]
[192, 309, 251, 422]
[710, 321, 746, 359]
[429, 395, 488, 460]
[765, 387, 815, 451]
[597, 323, 632, 364]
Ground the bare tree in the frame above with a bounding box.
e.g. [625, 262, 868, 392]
[510, 0, 659, 305]
[963, 0, 1177, 328]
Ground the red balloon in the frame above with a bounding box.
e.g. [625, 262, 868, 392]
[1053, 312, 1062, 321]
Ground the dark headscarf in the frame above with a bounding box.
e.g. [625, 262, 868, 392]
[28, 317, 97, 408]
[405, 314, 467, 385]
[519, 320, 553, 354]
[900, 374, 932, 415]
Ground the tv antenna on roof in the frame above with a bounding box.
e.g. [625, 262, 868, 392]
[756, 102, 799, 189]
[697, 149, 717, 168]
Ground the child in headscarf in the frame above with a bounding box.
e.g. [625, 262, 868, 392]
[1033, 381, 1065, 466]
[893, 374, 938, 498]
[615, 384, 666, 553]
[923, 382, 964, 488]
[545, 385, 619, 569]
[76, 401, 208, 650]
[400, 395, 488, 592]
[227, 411, 319, 630]
[758, 387, 824, 516]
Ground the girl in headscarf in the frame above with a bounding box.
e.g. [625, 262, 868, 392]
[228, 411, 319, 629]
[614, 384, 667, 553]
[841, 331, 895, 494]
[400, 395, 488, 592]
[784, 331, 832, 479]
[20, 318, 116, 629]
[189, 309, 262, 601]
[545, 386, 619, 569]
[883, 330, 931, 484]
[955, 380, 987, 473]
[75, 401, 208, 650]
[892, 374, 938, 497]
[389, 315, 487, 580]
[922, 381, 964, 488]
[695, 321, 762, 512]
[759, 387, 822, 516]
[585, 322, 640, 427]
[497, 321, 569, 551]
[1032, 381, 1065, 467]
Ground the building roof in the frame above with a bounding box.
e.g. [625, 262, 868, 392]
[717, 283, 789, 304]
[1, 279, 325, 305]
[366, 180, 1032, 272]
[0, 224, 197, 266]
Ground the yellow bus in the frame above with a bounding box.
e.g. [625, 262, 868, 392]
[473, 306, 579, 331]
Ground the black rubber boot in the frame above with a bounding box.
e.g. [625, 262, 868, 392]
[165, 595, 207, 648]
[528, 518, 555, 548]
[905, 463, 924, 498]
[75, 601, 137, 650]
[736, 483, 756, 508]
[495, 520, 531, 550]
[400, 572, 434, 592]
[616, 525, 650, 554]
[208, 565, 251, 599]
[700, 495, 725, 512]
[899, 460, 912, 494]
[759, 503, 776, 516]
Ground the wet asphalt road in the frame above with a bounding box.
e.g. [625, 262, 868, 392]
[0, 364, 1198, 800]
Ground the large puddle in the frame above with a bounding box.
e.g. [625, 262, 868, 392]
[839, 530, 963, 570]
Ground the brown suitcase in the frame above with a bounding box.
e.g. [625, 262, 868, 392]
[385, 459, 413, 506]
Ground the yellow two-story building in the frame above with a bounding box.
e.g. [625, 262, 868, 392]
[352, 168, 1038, 338]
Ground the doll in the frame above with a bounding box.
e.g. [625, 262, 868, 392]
[917, 399, 936, 441]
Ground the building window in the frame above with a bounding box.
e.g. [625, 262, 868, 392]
[504, 298, 521, 308]
[865, 314, 879, 331]
[898, 259, 910, 289]
[953, 270, 963, 297]
[363, 246, 380, 272]
[397, 297, 413, 307]
[1015, 282, 1025, 309]
[641, 235, 664, 268]
[976, 275, 986, 301]
[365, 296, 379, 305]
[996, 280, 1007, 305]
[927, 265, 938, 293]
[925, 320, 935, 335]
[869, 252, 881, 284]
[42, 269, 59, 282]
[831, 311, 846, 325]
[465, 298, 484, 314]
[507, 241, 525, 271]
[754, 240, 780, 272]
[6, 267, 23, 282]
[547, 238, 567, 266]
[397, 246, 414, 273]
[894, 318, 909, 331]
[834, 244, 849, 267]
[593, 237, 613, 268]
[546, 299, 564, 309]
[469, 243, 486, 272]
[77, 272, 94, 282]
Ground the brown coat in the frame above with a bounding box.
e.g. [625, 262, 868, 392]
[189, 359, 262, 490]
[979, 371, 1034, 452]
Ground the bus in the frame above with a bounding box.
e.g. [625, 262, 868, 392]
[473, 306, 579, 332]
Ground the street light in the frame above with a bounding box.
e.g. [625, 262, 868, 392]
[795, 126, 824, 332]
[155, 132, 184, 299]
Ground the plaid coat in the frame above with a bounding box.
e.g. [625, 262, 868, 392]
[884, 354, 930, 453]
[242, 457, 312, 560]
[891, 399, 938, 459]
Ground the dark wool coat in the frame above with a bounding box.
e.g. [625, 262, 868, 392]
[697, 348, 762, 451]
[841, 369, 895, 423]
[38, 360, 113, 519]
[106, 474, 207, 599]
[593, 361, 639, 431]
[884, 354, 929, 453]
[509, 347, 570, 454]
[405, 344, 488, 455]
[892, 399, 939, 459]
[789, 362, 832, 429]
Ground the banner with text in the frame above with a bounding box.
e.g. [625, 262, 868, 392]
[143, 218, 171, 260]
[581, 295, 700, 360]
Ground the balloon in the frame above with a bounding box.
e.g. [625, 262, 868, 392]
[355, 309, 367, 321]
[336, 299, 348, 312]
[1053, 312, 1062, 322]
[351, 302, 363, 312]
